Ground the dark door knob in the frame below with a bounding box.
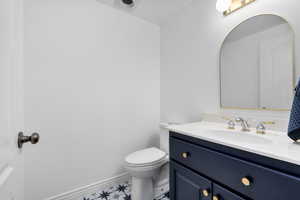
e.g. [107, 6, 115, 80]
[18, 132, 40, 149]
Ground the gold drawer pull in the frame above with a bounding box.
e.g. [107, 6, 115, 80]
[202, 189, 210, 197]
[241, 177, 252, 186]
[213, 195, 220, 200]
[181, 152, 189, 158]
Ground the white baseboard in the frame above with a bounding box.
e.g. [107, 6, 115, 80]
[45, 173, 130, 200]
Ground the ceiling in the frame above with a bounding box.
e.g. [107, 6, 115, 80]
[97, 0, 194, 25]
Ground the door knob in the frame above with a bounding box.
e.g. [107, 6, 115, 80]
[18, 132, 40, 149]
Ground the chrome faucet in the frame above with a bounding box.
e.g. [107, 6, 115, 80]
[256, 122, 266, 134]
[235, 117, 250, 132]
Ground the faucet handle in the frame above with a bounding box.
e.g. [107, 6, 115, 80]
[256, 122, 266, 134]
[227, 120, 235, 130]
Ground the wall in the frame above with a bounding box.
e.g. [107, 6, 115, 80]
[160, 0, 300, 124]
[23, 0, 160, 199]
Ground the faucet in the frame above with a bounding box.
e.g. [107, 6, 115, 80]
[227, 120, 235, 130]
[256, 122, 266, 134]
[235, 117, 250, 132]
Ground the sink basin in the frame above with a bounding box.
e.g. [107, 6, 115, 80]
[169, 122, 275, 145]
[205, 129, 273, 145]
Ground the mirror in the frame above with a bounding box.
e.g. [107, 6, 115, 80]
[220, 14, 295, 111]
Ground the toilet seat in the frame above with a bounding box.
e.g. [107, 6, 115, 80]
[125, 147, 167, 167]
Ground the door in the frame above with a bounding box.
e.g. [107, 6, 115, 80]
[0, 0, 25, 199]
[170, 161, 212, 200]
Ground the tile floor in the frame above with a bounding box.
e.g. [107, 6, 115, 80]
[81, 181, 169, 200]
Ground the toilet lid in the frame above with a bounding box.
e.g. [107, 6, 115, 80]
[125, 147, 167, 166]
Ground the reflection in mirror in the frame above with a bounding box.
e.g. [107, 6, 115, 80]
[220, 15, 294, 111]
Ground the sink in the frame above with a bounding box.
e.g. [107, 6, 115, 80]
[169, 122, 275, 145]
[206, 129, 273, 145]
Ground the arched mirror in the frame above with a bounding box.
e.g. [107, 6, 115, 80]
[220, 14, 295, 111]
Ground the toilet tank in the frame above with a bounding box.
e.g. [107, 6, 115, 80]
[159, 123, 170, 154]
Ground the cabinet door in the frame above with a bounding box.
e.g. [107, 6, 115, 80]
[170, 161, 212, 200]
[213, 184, 245, 200]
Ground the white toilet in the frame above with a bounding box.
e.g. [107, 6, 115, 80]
[124, 147, 168, 200]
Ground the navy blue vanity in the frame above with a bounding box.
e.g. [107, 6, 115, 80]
[169, 131, 300, 200]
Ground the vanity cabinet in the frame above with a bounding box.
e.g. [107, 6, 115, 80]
[170, 132, 300, 200]
[170, 162, 212, 200]
[171, 161, 245, 200]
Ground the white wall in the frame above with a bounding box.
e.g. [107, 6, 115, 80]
[23, 0, 160, 199]
[160, 0, 300, 123]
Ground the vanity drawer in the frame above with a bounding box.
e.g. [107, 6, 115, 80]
[213, 183, 245, 200]
[170, 137, 300, 200]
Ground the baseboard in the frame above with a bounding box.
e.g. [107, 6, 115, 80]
[45, 172, 130, 200]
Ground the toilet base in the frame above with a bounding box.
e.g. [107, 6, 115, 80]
[131, 176, 154, 200]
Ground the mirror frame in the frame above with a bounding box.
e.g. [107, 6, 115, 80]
[219, 14, 296, 111]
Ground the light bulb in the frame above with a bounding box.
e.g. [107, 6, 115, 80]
[216, 0, 231, 13]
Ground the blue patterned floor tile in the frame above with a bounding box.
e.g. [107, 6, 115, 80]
[81, 182, 169, 200]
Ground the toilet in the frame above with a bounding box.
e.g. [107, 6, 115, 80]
[124, 147, 168, 200]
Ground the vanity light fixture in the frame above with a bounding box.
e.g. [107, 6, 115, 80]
[216, 0, 256, 16]
[216, 0, 231, 13]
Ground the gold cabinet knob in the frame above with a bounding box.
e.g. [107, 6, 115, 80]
[202, 189, 210, 197]
[241, 177, 251, 186]
[181, 152, 189, 158]
[213, 195, 219, 200]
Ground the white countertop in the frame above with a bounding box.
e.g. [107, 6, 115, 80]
[167, 121, 300, 166]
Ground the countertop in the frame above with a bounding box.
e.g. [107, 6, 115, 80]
[167, 121, 300, 166]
